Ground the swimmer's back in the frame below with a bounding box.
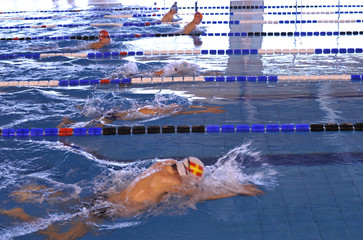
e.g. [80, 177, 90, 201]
[108, 160, 181, 205]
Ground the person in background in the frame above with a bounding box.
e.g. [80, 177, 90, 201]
[181, 11, 203, 34]
[89, 30, 111, 50]
[161, 2, 178, 22]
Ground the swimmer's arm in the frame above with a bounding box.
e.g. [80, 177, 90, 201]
[161, 13, 173, 22]
[182, 23, 195, 34]
[179, 106, 225, 115]
[0, 208, 35, 222]
[153, 70, 164, 77]
[38, 222, 90, 240]
[59, 139, 109, 161]
[89, 42, 103, 50]
[57, 117, 76, 128]
[198, 184, 264, 201]
[189, 105, 205, 109]
[178, 188, 236, 200]
[198, 192, 240, 201]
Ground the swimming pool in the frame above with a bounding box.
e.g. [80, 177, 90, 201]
[1, 0, 363, 239]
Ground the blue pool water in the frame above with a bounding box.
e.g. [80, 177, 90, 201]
[1, 0, 363, 239]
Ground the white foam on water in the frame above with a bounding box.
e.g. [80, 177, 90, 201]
[113, 61, 140, 78]
[0, 161, 23, 191]
[111, 60, 200, 78]
[160, 61, 199, 77]
[0, 88, 85, 128]
[94, 221, 140, 230]
[205, 142, 278, 191]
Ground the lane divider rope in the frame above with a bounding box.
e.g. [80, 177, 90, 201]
[0, 47, 361, 60]
[1, 123, 362, 137]
[2, 18, 362, 29]
[1, 4, 362, 14]
[0, 74, 362, 88]
[122, 11, 363, 16]
[1, 11, 362, 20]
[2, 30, 363, 41]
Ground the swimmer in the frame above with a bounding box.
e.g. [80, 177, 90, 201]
[161, 2, 178, 22]
[1, 157, 263, 239]
[153, 61, 223, 77]
[181, 12, 203, 34]
[102, 157, 264, 217]
[112, 61, 222, 78]
[57, 103, 225, 128]
[153, 61, 195, 77]
[89, 30, 111, 50]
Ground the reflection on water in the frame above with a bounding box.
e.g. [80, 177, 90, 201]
[315, 81, 343, 123]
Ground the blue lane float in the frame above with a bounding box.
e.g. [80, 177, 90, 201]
[266, 124, 280, 132]
[251, 124, 265, 132]
[45, 128, 58, 136]
[281, 124, 294, 132]
[31, 128, 44, 137]
[296, 124, 310, 132]
[221, 125, 235, 132]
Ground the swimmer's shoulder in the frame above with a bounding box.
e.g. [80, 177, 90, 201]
[89, 41, 105, 50]
[151, 159, 178, 169]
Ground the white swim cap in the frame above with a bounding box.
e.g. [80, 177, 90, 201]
[176, 157, 205, 180]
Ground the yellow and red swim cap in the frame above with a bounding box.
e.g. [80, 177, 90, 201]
[194, 12, 203, 20]
[177, 157, 205, 180]
[99, 30, 110, 38]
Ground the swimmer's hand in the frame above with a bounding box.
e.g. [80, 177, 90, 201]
[237, 183, 264, 196]
[199, 183, 263, 201]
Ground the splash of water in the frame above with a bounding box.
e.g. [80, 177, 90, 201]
[161, 61, 199, 77]
[112, 61, 139, 78]
[206, 142, 278, 190]
[111, 60, 200, 78]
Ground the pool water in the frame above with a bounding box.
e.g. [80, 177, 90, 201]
[1, 0, 363, 239]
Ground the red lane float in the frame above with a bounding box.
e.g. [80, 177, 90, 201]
[59, 128, 73, 136]
[100, 79, 110, 84]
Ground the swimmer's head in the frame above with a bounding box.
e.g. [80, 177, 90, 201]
[99, 30, 110, 39]
[176, 157, 205, 181]
[170, 3, 178, 13]
[173, 62, 189, 72]
[193, 12, 203, 23]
